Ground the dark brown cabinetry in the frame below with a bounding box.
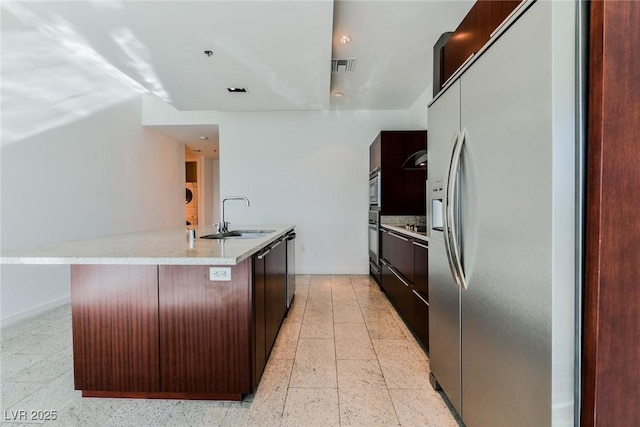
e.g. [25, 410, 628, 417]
[370, 131, 427, 216]
[411, 241, 429, 346]
[583, 1, 640, 425]
[382, 229, 415, 283]
[71, 245, 288, 400]
[252, 255, 267, 388]
[441, 0, 522, 86]
[252, 236, 287, 386]
[158, 264, 252, 395]
[380, 228, 429, 350]
[71, 265, 160, 394]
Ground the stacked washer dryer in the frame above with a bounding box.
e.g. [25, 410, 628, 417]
[185, 182, 198, 226]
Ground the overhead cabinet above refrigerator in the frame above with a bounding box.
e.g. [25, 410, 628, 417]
[427, 1, 579, 426]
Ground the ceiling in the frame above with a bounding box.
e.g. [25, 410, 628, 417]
[1, 0, 473, 156]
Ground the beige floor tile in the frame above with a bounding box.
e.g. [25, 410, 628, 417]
[296, 275, 312, 286]
[102, 399, 182, 427]
[337, 360, 399, 426]
[332, 286, 357, 301]
[281, 387, 340, 426]
[290, 339, 337, 388]
[5, 370, 80, 419]
[6, 331, 73, 356]
[1, 319, 41, 343]
[349, 274, 376, 285]
[300, 310, 334, 339]
[306, 292, 333, 311]
[334, 323, 376, 360]
[389, 389, 462, 427]
[333, 300, 364, 324]
[361, 309, 406, 339]
[238, 359, 294, 426]
[258, 358, 295, 394]
[217, 401, 252, 426]
[53, 398, 130, 427]
[0, 381, 44, 409]
[330, 278, 352, 289]
[5, 350, 72, 383]
[294, 285, 310, 298]
[285, 296, 306, 323]
[160, 400, 231, 427]
[0, 352, 49, 381]
[356, 294, 391, 311]
[372, 339, 431, 390]
[270, 321, 301, 359]
[309, 275, 332, 293]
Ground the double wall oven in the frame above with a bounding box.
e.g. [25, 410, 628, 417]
[369, 170, 381, 281]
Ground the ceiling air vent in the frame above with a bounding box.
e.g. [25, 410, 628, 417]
[331, 58, 357, 73]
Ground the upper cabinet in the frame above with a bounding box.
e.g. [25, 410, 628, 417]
[370, 130, 427, 216]
[440, 0, 522, 87]
[369, 134, 382, 173]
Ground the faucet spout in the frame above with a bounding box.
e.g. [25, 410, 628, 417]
[221, 196, 251, 233]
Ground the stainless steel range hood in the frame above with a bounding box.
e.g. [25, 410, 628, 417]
[402, 150, 427, 170]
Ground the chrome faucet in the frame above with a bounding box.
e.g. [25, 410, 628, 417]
[219, 196, 250, 233]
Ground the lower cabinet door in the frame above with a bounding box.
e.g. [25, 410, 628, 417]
[253, 256, 267, 388]
[380, 262, 398, 306]
[409, 290, 429, 351]
[265, 239, 287, 357]
[71, 265, 160, 393]
[382, 262, 411, 317]
[158, 262, 252, 394]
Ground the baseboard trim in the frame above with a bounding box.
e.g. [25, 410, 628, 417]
[1, 295, 70, 327]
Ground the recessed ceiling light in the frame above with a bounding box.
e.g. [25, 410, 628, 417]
[333, 92, 344, 98]
[199, 136, 208, 140]
[339, 35, 351, 45]
[227, 87, 247, 93]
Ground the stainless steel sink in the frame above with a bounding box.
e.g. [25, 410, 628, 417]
[200, 230, 275, 240]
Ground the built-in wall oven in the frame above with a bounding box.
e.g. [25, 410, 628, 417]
[368, 209, 381, 281]
[369, 171, 381, 207]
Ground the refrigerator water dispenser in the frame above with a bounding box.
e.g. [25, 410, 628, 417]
[430, 179, 444, 236]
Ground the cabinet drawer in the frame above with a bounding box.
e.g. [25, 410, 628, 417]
[381, 261, 413, 321]
[408, 289, 429, 350]
[413, 240, 428, 297]
[381, 229, 415, 283]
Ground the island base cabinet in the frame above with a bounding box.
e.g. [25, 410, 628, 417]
[71, 265, 160, 394]
[158, 263, 252, 396]
[71, 262, 255, 400]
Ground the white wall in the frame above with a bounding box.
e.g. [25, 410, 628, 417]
[201, 157, 217, 226]
[219, 110, 416, 274]
[408, 84, 433, 129]
[1, 97, 184, 324]
[211, 159, 221, 225]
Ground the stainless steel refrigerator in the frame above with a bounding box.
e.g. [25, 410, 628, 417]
[427, 1, 579, 425]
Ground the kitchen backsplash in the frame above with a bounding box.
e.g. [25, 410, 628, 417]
[381, 215, 426, 227]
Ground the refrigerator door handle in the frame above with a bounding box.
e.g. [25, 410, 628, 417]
[443, 131, 461, 286]
[445, 128, 467, 290]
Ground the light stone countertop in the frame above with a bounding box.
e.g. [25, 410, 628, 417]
[381, 224, 428, 243]
[0, 225, 295, 266]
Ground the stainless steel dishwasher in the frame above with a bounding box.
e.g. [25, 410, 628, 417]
[285, 231, 296, 309]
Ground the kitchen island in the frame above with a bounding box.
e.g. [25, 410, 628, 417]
[1, 225, 295, 400]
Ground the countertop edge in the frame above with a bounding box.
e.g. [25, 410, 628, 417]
[380, 224, 429, 243]
[0, 225, 295, 266]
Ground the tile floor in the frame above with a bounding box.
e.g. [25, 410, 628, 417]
[0, 274, 461, 426]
